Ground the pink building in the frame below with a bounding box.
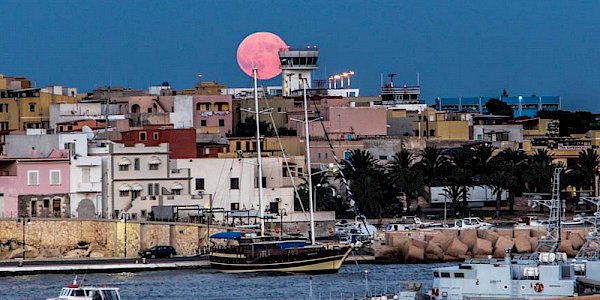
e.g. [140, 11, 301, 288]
[0, 150, 71, 218]
[288, 100, 387, 140]
[193, 95, 232, 137]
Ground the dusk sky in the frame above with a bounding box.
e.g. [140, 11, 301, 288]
[1, 1, 598, 111]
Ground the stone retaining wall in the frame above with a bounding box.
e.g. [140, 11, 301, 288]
[0, 219, 224, 260]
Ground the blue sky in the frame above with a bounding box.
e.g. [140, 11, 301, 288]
[1, 1, 598, 111]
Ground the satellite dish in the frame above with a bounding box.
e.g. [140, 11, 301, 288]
[81, 125, 95, 140]
[236, 32, 287, 80]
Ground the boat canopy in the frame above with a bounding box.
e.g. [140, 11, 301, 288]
[211, 231, 243, 240]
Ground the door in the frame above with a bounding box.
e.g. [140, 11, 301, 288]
[31, 200, 37, 217]
[53, 199, 61, 217]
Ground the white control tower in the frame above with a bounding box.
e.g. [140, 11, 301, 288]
[279, 47, 319, 96]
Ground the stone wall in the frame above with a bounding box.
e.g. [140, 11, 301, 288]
[0, 219, 225, 260]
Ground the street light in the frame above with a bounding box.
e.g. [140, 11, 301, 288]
[277, 208, 287, 239]
[120, 212, 131, 257]
[16, 218, 31, 261]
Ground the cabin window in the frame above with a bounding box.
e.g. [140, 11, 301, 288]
[433, 272, 439, 278]
[441, 272, 450, 278]
[454, 273, 464, 278]
[230, 178, 239, 189]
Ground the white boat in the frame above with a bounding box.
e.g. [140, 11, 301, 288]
[47, 278, 121, 300]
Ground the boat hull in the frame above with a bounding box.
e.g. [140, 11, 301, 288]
[210, 245, 352, 274]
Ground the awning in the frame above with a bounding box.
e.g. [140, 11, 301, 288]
[119, 184, 131, 191]
[148, 156, 161, 165]
[171, 182, 183, 190]
[210, 231, 242, 240]
[118, 157, 132, 166]
[131, 183, 143, 191]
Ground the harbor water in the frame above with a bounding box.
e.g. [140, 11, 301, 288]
[0, 263, 455, 299]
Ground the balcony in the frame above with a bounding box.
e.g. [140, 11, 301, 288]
[77, 182, 102, 193]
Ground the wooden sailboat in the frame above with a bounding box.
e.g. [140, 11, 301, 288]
[209, 43, 352, 272]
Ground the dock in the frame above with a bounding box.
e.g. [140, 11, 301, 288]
[0, 256, 210, 277]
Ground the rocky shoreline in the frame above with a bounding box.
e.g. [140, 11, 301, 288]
[372, 228, 591, 263]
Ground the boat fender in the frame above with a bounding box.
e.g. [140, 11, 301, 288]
[534, 282, 544, 293]
[275, 228, 280, 234]
[296, 228, 301, 233]
[476, 278, 479, 285]
[431, 288, 439, 297]
[328, 227, 334, 235]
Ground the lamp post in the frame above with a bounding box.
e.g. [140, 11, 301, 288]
[17, 218, 31, 260]
[120, 212, 130, 257]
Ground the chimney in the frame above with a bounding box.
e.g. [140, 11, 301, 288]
[31, 147, 38, 158]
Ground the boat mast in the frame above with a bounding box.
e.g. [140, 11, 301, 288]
[253, 67, 265, 237]
[302, 77, 316, 245]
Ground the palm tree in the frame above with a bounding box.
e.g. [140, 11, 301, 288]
[570, 149, 600, 192]
[448, 147, 475, 215]
[297, 168, 339, 212]
[487, 168, 510, 217]
[339, 149, 378, 182]
[416, 146, 450, 193]
[388, 149, 424, 213]
[491, 148, 528, 213]
[524, 149, 555, 193]
[470, 143, 496, 184]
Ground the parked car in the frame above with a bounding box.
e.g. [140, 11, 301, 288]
[453, 217, 494, 230]
[139, 246, 177, 258]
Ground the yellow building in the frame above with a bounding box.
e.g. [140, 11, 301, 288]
[412, 108, 470, 140]
[0, 88, 78, 131]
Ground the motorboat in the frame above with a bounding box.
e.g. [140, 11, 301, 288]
[47, 278, 121, 300]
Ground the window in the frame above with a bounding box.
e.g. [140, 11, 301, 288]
[81, 167, 90, 183]
[29, 103, 36, 112]
[230, 178, 239, 189]
[454, 273, 465, 278]
[282, 168, 290, 177]
[218, 119, 225, 127]
[172, 189, 181, 195]
[27, 170, 39, 185]
[155, 183, 160, 195]
[148, 184, 154, 196]
[379, 155, 387, 160]
[0, 122, 8, 130]
[441, 272, 450, 278]
[256, 176, 266, 187]
[200, 120, 207, 127]
[147, 107, 152, 113]
[132, 190, 140, 199]
[429, 129, 435, 137]
[119, 191, 129, 197]
[134, 158, 140, 171]
[149, 164, 158, 170]
[297, 168, 303, 176]
[119, 165, 129, 171]
[43, 199, 50, 208]
[236, 141, 241, 150]
[139, 132, 147, 141]
[153, 132, 159, 140]
[50, 170, 61, 185]
[195, 178, 205, 190]
[230, 203, 239, 211]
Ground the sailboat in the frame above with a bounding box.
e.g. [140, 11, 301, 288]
[209, 62, 352, 273]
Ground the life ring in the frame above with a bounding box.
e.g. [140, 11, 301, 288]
[296, 228, 301, 233]
[431, 288, 439, 297]
[328, 227, 334, 235]
[275, 228, 280, 234]
[534, 282, 544, 293]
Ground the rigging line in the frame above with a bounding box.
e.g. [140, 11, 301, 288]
[211, 158, 234, 213]
[307, 91, 369, 234]
[260, 83, 308, 218]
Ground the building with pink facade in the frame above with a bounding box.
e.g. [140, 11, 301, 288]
[193, 95, 232, 137]
[0, 150, 70, 218]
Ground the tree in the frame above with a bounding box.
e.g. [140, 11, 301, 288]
[297, 168, 339, 212]
[448, 147, 475, 215]
[490, 148, 528, 213]
[523, 149, 555, 193]
[566, 149, 600, 192]
[388, 149, 425, 213]
[470, 143, 496, 184]
[485, 98, 514, 118]
[536, 110, 600, 136]
[416, 146, 450, 188]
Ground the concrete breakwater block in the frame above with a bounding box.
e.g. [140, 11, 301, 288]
[514, 235, 532, 253]
[568, 232, 585, 250]
[530, 237, 539, 250]
[513, 229, 531, 238]
[558, 240, 579, 256]
[472, 238, 493, 256]
[496, 228, 514, 238]
[531, 229, 547, 239]
[430, 230, 457, 249]
[404, 245, 425, 262]
[494, 236, 515, 258]
[459, 230, 478, 250]
[425, 242, 445, 261]
[446, 239, 469, 257]
[479, 230, 500, 246]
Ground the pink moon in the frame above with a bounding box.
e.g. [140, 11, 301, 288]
[237, 32, 287, 80]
